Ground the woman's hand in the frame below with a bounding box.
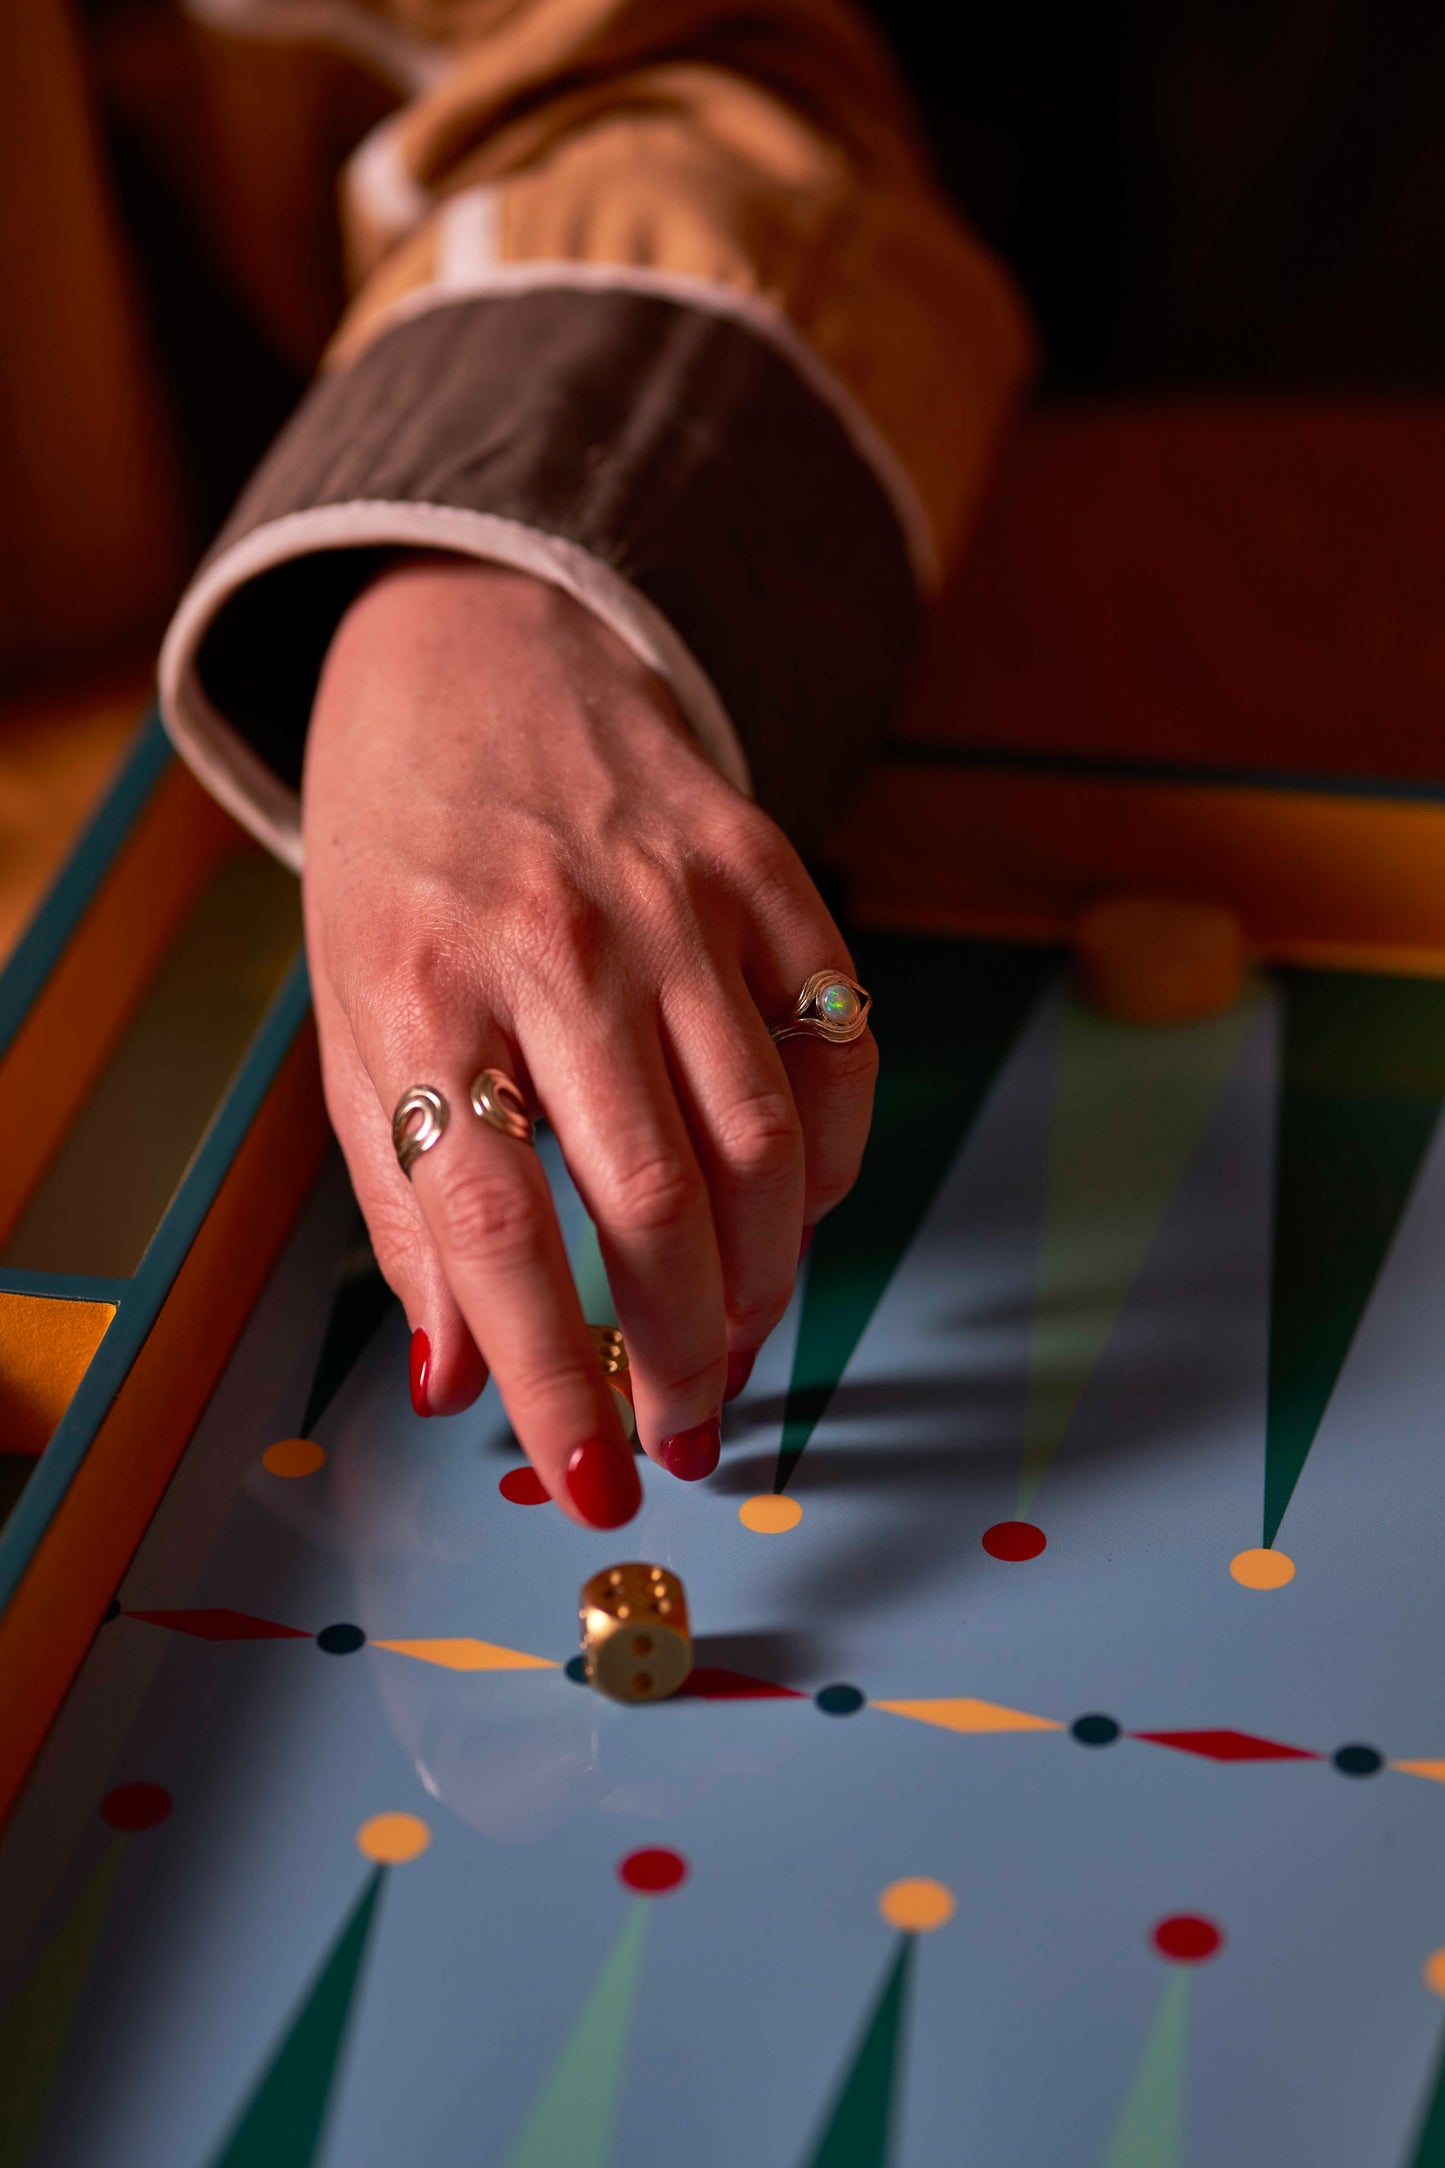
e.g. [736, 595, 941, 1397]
[301, 556, 876, 1528]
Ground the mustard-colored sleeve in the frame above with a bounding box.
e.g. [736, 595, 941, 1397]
[160, 0, 1034, 864]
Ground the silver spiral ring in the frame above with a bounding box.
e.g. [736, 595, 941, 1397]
[392, 1086, 448, 1179]
[470, 1068, 535, 1143]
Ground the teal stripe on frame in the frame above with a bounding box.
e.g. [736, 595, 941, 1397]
[885, 738, 1445, 806]
[0, 713, 172, 1067]
[0, 1271, 131, 1306]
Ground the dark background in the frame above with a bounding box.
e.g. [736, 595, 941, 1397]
[871, 0, 1445, 391]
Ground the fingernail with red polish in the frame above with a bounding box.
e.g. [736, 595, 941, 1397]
[799, 1224, 816, 1261]
[660, 1416, 721, 1482]
[566, 1437, 642, 1527]
[409, 1328, 431, 1417]
[725, 1350, 757, 1402]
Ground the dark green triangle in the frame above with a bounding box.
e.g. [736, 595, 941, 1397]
[1406, 2017, 1445, 2166]
[0, 1839, 123, 2168]
[806, 1938, 914, 2168]
[1265, 972, 1445, 1545]
[210, 1868, 385, 2168]
[774, 936, 1053, 1492]
[300, 1215, 398, 1437]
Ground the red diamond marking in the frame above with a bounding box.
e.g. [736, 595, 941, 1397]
[676, 1668, 804, 1701]
[1132, 1728, 1320, 1762]
[125, 1608, 309, 1641]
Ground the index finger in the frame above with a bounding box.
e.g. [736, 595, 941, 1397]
[396, 1056, 641, 1530]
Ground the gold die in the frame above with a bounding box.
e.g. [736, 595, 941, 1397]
[587, 1323, 636, 1441]
[579, 1563, 692, 1703]
[587, 1323, 629, 1379]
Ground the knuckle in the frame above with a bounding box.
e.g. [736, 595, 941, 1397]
[504, 876, 607, 988]
[502, 1359, 606, 1430]
[431, 1166, 541, 1264]
[366, 922, 473, 1030]
[716, 1090, 801, 1186]
[828, 1038, 880, 1115]
[725, 805, 792, 881]
[645, 1349, 728, 1403]
[598, 1151, 703, 1238]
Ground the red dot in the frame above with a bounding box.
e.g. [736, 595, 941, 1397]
[499, 1467, 550, 1506]
[618, 1847, 688, 1895]
[1152, 1914, 1223, 1963]
[982, 1520, 1047, 1562]
[100, 1781, 172, 1832]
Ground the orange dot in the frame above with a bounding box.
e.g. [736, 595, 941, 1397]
[879, 1878, 955, 1933]
[1075, 895, 1246, 1024]
[1230, 1547, 1296, 1590]
[262, 1438, 326, 1478]
[1425, 1950, 1445, 1998]
[356, 1812, 431, 1864]
[739, 1495, 802, 1534]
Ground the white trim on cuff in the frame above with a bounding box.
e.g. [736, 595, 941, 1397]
[158, 501, 755, 871]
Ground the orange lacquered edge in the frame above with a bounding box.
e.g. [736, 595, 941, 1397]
[0, 765, 246, 1247]
[828, 765, 1445, 975]
[0, 1022, 329, 1828]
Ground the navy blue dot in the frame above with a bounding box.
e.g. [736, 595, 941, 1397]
[1333, 1744, 1383, 1777]
[815, 1684, 866, 1716]
[1072, 1714, 1121, 1747]
[317, 1623, 366, 1655]
[565, 1655, 589, 1685]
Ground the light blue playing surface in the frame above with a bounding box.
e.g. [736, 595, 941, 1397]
[5, 935, 1445, 2168]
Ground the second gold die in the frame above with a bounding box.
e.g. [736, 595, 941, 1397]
[580, 1564, 692, 1702]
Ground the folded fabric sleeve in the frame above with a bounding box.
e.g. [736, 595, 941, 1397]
[159, 0, 1034, 865]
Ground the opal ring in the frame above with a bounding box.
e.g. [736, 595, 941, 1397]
[392, 1085, 448, 1178]
[470, 1068, 534, 1143]
[771, 971, 872, 1046]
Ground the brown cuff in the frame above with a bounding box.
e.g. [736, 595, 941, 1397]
[160, 287, 920, 861]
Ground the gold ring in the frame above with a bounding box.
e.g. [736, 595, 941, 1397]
[392, 1085, 448, 1178]
[771, 971, 872, 1046]
[470, 1068, 534, 1143]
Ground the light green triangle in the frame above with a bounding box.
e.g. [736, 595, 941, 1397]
[1019, 989, 1255, 1515]
[211, 1868, 384, 2168]
[0, 1838, 123, 2168]
[1099, 1972, 1189, 2168]
[503, 1904, 649, 2168]
[570, 1214, 617, 1329]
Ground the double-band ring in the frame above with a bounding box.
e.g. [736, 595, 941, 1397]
[392, 1085, 447, 1178]
[392, 1068, 534, 1176]
[771, 971, 872, 1046]
[470, 1068, 534, 1143]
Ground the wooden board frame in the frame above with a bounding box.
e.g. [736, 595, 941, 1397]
[0, 714, 329, 1824]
